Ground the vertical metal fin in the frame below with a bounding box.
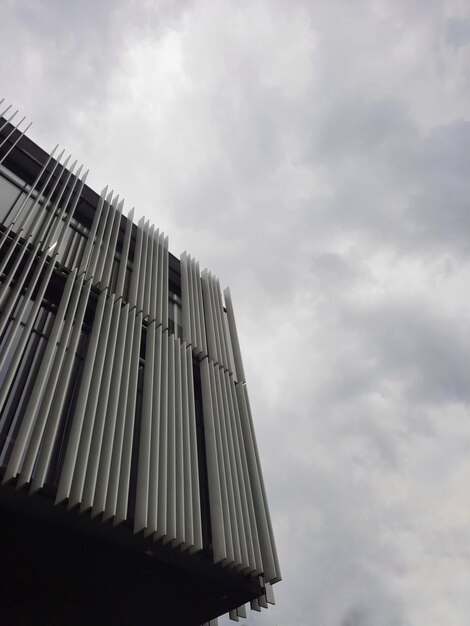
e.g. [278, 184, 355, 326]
[115, 207, 134, 298]
[236, 383, 281, 583]
[165, 333, 176, 543]
[79, 186, 108, 276]
[174, 338, 185, 546]
[187, 346, 203, 551]
[31, 278, 93, 493]
[17, 271, 83, 488]
[134, 320, 156, 533]
[79, 295, 122, 511]
[155, 328, 168, 539]
[104, 306, 136, 521]
[223, 287, 245, 383]
[2, 269, 78, 484]
[56, 289, 108, 505]
[92, 301, 130, 517]
[199, 358, 227, 564]
[146, 324, 162, 536]
[68, 293, 115, 510]
[128, 216, 144, 310]
[114, 311, 143, 525]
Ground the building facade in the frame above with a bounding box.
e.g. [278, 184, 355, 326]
[0, 101, 280, 625]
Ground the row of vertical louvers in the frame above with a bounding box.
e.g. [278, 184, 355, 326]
[0, 116, 280, 621]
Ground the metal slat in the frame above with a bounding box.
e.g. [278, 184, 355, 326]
[0, 231, 33, 294]
[104, 307, 135, 521]
[115, 207, 134, 298]
[45, 163, 85, 248]
[114, 311, 143, 525]
[201, 270, 218, 363]
[34, 157, 74, 247]
[0, 239, 39, 339]
[162, 235, 169, 329]
[17, 271, 84, 487]
[0, 120, 33, 166]
[185, 255, 197, 346]
[225, 373, 257, 573]
[86, 190, 112, 280]
[165, 333, 176, 543]
[19, 168, 91, 492]
[78, 186, 108, 276]
[137, 220, 149, 315]
[195, 261, 208, 354]
[128, 216, 144, 309]
[143, 224, 154, 319]
[92, 302, 130, 517]
[2, 269, 78, 484]
[229, 380, 263, 575]
[0, 99, 9, 116]
[54, 168, 89, 270]
[265, 582, 275, 605]
[208, 274, 223, 367]
[199, 358, 226, 564]
[216, 279, 232, 371]
[0, 144, 58, 250]
[174, 339, 185, 546]
[213, 365, 241, 567]
[100, 198, 124, 290]
[222, 311, 237, 379]
[81, 297, 122, 512]
[68, 293, 115, 510]
[223, 288, 246, 383]
[146, 324, 162, 536]
[208, 360, 234, 565]
[93, 194, 118, 286]
[134, 320, 156, 533]
[242, 385, 281, 583]
[149, 228, 160, 323]
[0, 107, 18, 133]
[220, 370, 249, 570]
[186, 346, 203, 552]
[55, 289, 107, 505]
[235, 384, 280, 582]
[180, 252, 191, 347]
[154, 329, 168, 539]
[0, 115, 26, 150]
[0, 249, 57, 405]
[192, 259, 204, 355]
[180, 342, 194, 549]
[213, 277, 230, 371]
[31, 278, 93, 493]
[80, 295, 121, 511]
[258, 594, 268, 609]
[188, 256, 197, 350]
[155, 232, 165, 327]
[16, 151, 67, 234]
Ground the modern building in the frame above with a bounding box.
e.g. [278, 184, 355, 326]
[0, 101, 280, 626]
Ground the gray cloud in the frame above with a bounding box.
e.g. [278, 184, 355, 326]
[446, 17, 470, 49]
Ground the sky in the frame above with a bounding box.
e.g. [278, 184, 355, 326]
[2, 1, 470, 624]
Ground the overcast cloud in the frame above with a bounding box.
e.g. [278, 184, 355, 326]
[2, 1, 470, 624]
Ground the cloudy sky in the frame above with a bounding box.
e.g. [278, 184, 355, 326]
[3, 0, 470, 624]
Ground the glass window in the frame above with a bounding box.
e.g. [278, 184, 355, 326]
[168, 291, 182, 339]
[0, 173, 22, 224]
